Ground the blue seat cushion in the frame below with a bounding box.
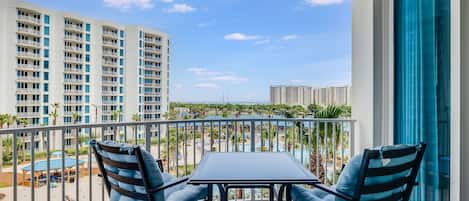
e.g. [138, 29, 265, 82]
[291, 185, 335, 201]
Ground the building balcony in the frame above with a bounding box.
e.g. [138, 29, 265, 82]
[17, 64, 40, 71]
[64, 100, 83, 105]
[102, 60, 118, 67]
[17, 15, 41, 25]
[102, 70, 119, 76]
[64, 78, 83, 84]
[16, 111, 41, 118]
[144, 47, 161, 53]
[17, 52, 40, 59]
[64, 35, 83, 43]
[17, 39, 40, 48]
[64, 46, 83, 53]
[64, 89, 83, 95]
[102, 90, 119, 95]
[102, 80, 118, 86]
[16, 76, 41, 82]
[144, 56, 161, 62]
[17, 27, 41, 35]
[64, 57, 82, 64]
[16, 100, 41, 106]
[65, 24, 83, 32]
[145, 74, 161, 79]
[103, 31, 119, 39]
[64, 67, 83, 74]
[103, 41, 119, 48]
[16, 88, 41, 94]
[144, 83, 161, 88]
[102, 100, 118, 105]
[102, 51, 119, 58]
[144, 38, 160, 45]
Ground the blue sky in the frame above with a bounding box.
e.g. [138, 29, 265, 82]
[26, 0, 351, 103]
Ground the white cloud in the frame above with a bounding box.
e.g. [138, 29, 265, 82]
[290, 79, 307, 83]
[282, 34, 300, 40]
[224, 33, 261, 41]
[207, 75, 248, 82]
[161, 0, 173, 3]
[254, 39, 271, 45]
[165, 3, 196, 13]
[305, 0, 344, 6]
[186, 67, 207, 73]
[103, 0, 154, 9]
[194, 83, 219, 89]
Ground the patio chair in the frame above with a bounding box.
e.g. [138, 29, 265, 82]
[282, 143, 426, 201]
[91, 140, 208, 201]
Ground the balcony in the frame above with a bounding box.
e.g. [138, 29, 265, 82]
[144, 56, 161, 62]
[65, 24, 83, 33]
[0, 118, 355, 201]
[63, 100, 82, 105]
[102, 80, 118, 86]
[102, 60, 118, 67]
[103, 40, 119, 48]
[64, 35, 83, 43]
[17, 39, 40, 48]
[102, 70, 119, 76]
[102, 51, 119, 58]
[144, 82, 161, 88]
[64, 46, 83, 53]
[145, 47, 161, 53]
[144, 38, 160, 45]
[16, 76, 41, 82]
[64, 57, 82, 64]
[145, 73, 161, 79]
[64, 89, 83, 95]
[16, 100, 41, 106]
[16, 88, 41, 94]
[102, 100, 118, 105]
[17, 15, 41, 25]
[17, 64, 40, 71]
[17, 27, 41, 35]
[102, 90, 119, 95]
[16, 111, 41, 118]
[17, 52, 40, 59]
[64, 78, 83, 84]
[103, 30, 119, 39]
[64, 67, 83, 74]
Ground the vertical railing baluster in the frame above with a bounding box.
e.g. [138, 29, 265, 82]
[250, 121, 255, 152]
[218, 121, 221, 152]
[340, 122, 344, 168]
[350, 121, 355, 157]
[158, 124, 161, 159]
[268, 120, 271, 152]
[176, 123, 179, 177]
[62, 129, 66, 201]
[193, 121, 196, 168]
[166, 124, 170, 173]
[75, 128, 80, 201]
[31, 131, 35, 201]
[332, 122, 337, 184]
[276, 120, 279, 152]
[300, 121, 304, 164]
[46, 130, 51, 201]
[225, 121, 229, 152]
[13, 132, 18, 201]
[210, 121, 214, 153]
[145, 125, 151, 152]
[324, 122, 328, 184]
[308, 121, 312, 171]
[292, 120, 296, 157]
[260, 121, 263, 152]
[124, 126, 127, 143]
[234, 121, 238, 152]
[316, 121, 320, 178]
[242, 121, 245, 152]
[89, 128, 93, 201]
[101, 127, 105, 201]
[284, 121, 287, 152]
[184, 122, 188, 175]
[201, 122, 205, 157]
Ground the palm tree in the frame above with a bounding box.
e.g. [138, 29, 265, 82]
[50, 103, 60, 150]
[72, 112, 81, 124]
[131, 113, 141, 142]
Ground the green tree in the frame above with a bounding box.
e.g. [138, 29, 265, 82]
[49, 103, 60, 150]
[0, 114, 8, 172]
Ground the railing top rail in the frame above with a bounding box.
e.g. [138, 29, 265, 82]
[0, 118, 356, 134]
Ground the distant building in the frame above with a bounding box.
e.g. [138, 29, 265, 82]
[270, 85, 351, 106]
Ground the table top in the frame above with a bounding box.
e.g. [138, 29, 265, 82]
[188, 152, 319, 185]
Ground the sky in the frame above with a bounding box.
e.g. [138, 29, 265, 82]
[25, 0, 352, 103]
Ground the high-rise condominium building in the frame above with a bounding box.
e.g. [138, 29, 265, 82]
[0, 0, 169, 149]
[270, 85, 351, 106]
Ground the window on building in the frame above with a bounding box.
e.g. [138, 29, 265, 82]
[44, 72, 49, 80]
[43, 95, 48, 103]
[85, 75, 90, 83]
[120, 30, 124, 38]
[44, 38, 49, 46]
[44, 27, 50, 35]
[120, 40, 124, 47]
[85, 54, 90, 62]
[85, 34, 90, 42]
[86, 23, 90, 32]
[44, 49, 49, 58]
[85, 85, 90, 93]
[85, 64, 90, 72]
[86, 44, 90, 52]
[44, 60, 49, 69]
[44, 15, 50, 24]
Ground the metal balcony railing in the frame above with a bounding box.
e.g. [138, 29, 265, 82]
[17, 15, 41, 24]
[0, 118, 355, 201]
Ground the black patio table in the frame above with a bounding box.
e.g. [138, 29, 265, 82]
[188, 152, 320, 201]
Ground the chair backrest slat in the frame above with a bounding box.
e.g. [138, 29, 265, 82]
[110, 183, 148, 200]
[365, 160, 415, 177]
[352, 143, 426, 201]
[361, 176, 409, 194]
[101, 156, 140, 170]
[106, 171, 145, 186]
[99, 143, 136, 155]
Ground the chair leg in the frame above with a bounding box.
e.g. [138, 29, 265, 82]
[269, 184, 275, 201]
[278, 184, 286, 201]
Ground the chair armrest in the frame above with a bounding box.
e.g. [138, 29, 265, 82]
[147, 176, 190, 193]
[312, 183, 354, 201]
[156, 159, 164, 172]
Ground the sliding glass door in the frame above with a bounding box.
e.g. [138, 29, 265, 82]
[394, 0, 450, 200]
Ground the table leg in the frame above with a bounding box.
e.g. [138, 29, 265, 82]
[217, 184, 227, 201]
[269, 184, 274, 201]
[208, 184, 213, 201]
[286, 184, 292, 201]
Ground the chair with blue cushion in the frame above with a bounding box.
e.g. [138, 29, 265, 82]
[283, 143, 426, 201]
[91, 140, 208, 201]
